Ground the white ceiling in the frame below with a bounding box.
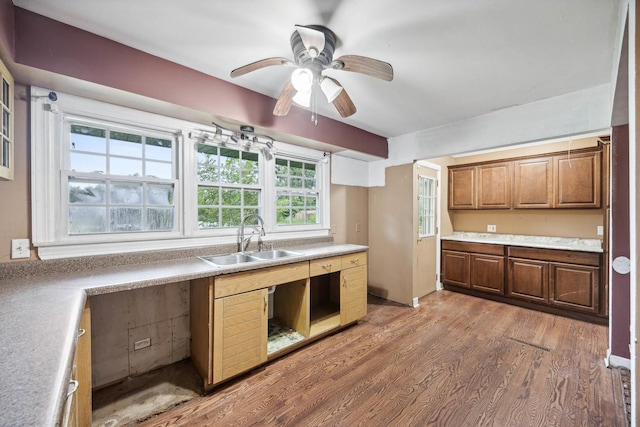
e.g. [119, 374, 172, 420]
[14, 0, 623, 139]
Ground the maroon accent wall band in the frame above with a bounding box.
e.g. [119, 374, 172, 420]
[610, 124, 631, 359]
[0, 0, 14, 58]
[9, 6, 388, 158]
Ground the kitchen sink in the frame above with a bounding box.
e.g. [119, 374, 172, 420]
[250, 250, 301, 260]
[199, 253, 260, 266]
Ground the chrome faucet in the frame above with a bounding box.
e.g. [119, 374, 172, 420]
[239, 213, 265, 252]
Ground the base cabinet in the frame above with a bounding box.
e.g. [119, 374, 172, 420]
[443, 241, 604, 321]
[191, 252, 368, 389]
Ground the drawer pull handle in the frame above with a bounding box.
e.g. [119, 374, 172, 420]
[264, 296, 268, 313]
[67, 380, 79, 398]
[343, 277, 347, 288]
[77, 328, 86, 338]
[322, 263, 332, 269]
[351, 258, 359, 264]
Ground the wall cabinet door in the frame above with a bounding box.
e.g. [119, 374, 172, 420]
[213, 289, 268, 383]
[442, 250, 470, 288]
[507, 258, 548, 303]
[470, 254, 504, 294]
[448, 166, 476, 209]
[477, 162, 511, 209]
[513, 157, 553, 208]
[549, 262, 599, 313]
[341, 264, 367, 325]
[555, 151, 601, 208]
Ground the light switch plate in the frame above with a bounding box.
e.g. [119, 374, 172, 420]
[597, 226, 604, 236]
[134, 338, 151, 351]
[11, 239, 30, 259]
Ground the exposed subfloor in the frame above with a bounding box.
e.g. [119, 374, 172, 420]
[621, 367, 631, 426]
[92, 359, 203, 427]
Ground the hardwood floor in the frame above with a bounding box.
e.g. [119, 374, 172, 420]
[140, 291, 626, 426]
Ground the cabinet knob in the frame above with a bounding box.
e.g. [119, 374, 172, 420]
[322, 263, 332, 270]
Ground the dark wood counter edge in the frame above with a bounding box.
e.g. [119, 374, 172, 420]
[443, 284, 608, 326]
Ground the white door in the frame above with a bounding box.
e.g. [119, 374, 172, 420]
[416, 163, 440, 299]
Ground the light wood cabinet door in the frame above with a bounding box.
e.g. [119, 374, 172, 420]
[448, 166, 476, 209]
[555, 151, 601, 208]
[507, 258, 549, 303]
[213, 289, 268, 383]
[441, 250, 470, 288]
[549, 262, 599, 313]
[477, 162, 511, 209]
[340, 265, 367, 325]
[513, 157, 553, 208]
[470, 254, 504, 294]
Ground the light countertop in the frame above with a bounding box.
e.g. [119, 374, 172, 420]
[0, 242, 366, 427]
[441, 232, 603, 253]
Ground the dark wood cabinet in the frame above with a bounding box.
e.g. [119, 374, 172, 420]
[507, 258, 548, 303]
[442, 250, 470, 288]
[549, 262, 599, 313]
[442, 241, 604, 322]
[513, 157, 553, 208]
[555, 151, 601, 208]
[448, 147, 602, 210]
[448, 166, 476, 209]
[477, 162, 511, 209]
[470, 254, 504, 294]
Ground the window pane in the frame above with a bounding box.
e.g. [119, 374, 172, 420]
[110, 207, 142, 232]
[147, 207, 173, 230]
[3, 109, 9, 137]
[290, 161, 303, 176]
[110, 183, 142, 204]
[146, 138, 172, 161]
[70, 152, 106, 173]
[198, 208, 219, 228]
[69, 181, 106, 204]
[304, 163, 316, 177]
[277, 194, 290, 206]
[290, 178, 303, 188]
[221, 208, 241, 227]
[198, 163, 218, 182]
[2, 137, 8, 168]
[220, 148, 240, 167]
[275, 158, 288, 174]
[70, 126, 106, 153]
[276, 176, 288, 187]
[304, 179, 316, 189]
[110, 157, 143, 176]
[69, 207, 106, 234]
[198, 187, 219, 205]
[146, 160, 172, 179]
[244, 189, 260, 207]
[2, 79, 9, 107]
[306, 196, 317, 207]
[221, 188, 241, 206]
[147, 184, 173, 206]
[242, 151, 259, 185]
[292, 196, 305, 207]
[277, 208, 290, 225]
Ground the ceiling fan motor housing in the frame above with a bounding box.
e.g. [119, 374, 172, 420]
[290, 25, 336, 73]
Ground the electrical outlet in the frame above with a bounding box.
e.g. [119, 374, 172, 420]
[331, 224, 337, 235]
[134, 338, 151, 351]
[597, 226, 604, 236]
[11, 239, 30, 259]
[487, 225, 496, 233]
[356, 223, 361, 232]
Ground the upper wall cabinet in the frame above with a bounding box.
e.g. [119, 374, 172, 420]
[555, 151, 601, 208]
[0, 58, 13, 181]
[448, 147, 602, 210]
[448, 166, 476, 209]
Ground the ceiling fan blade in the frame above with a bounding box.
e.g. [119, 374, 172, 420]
[230, 57, 294, 78]
[295, 25, 325, 57]
[326, 78, 356, 117]
[332, 55, 394, 81]
[273, 81, 297, 116]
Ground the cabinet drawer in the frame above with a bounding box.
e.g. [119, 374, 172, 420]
[310, 256, 342, 277]
[508, 246, 600, 266]
[341, 252, 367, 269]
[442, 240, 505, 256]
[215, 262, 308, 298]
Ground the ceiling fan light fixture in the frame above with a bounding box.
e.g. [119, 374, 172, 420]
[320, 77, 343, 102]
[291, 68, 314, 92]
[292, 89, 312, 107]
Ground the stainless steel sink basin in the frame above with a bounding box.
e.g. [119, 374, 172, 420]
[250, 250, 300, 260]
[199, 253, 259, 266]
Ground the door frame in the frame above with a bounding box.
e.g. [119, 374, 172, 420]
[417, 160, 443, 291]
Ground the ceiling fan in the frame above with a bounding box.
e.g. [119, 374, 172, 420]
[230, 25, 393, 119]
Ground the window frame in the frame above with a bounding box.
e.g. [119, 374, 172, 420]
[418, 174, 436, 238]
[31, 87, 331, 259]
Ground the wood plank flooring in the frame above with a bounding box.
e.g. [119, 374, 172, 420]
[140, 291, 626, 427]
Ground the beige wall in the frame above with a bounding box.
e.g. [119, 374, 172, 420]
[0, 83, 33, 262]
[427, 136, 605, 239]
[368, 164, 414, 305]
[330, 183, 368, 245]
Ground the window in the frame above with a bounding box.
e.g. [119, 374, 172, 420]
[275, 158, 319, 225]
[0, 57, 13, 180]
[196, 144, 260, 228]
[418, 175, 436, 237]
[67, 123, 176, 234]
[30, 87, 330, 259]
